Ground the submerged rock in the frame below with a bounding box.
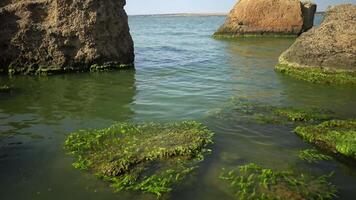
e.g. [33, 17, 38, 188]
[0, 0, 134, 75]
[214, 0, 316, 37]
[295, 120, 356, 160]
[64, 121, 213, 197]
[208, 97, 334, 124]
[220, 163, 337, 200]
[276, 4, 356, 84]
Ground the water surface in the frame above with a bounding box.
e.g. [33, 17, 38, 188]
[0, 15, 355, 200]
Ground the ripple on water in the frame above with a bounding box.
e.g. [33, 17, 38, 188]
[0, 14, 355, 200]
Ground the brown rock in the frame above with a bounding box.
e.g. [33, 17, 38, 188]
[214, 0, 316, 37]
[0, 0, 134, 75]
[278, 4, 356, 71]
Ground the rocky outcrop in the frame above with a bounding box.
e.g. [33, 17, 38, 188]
[276, 4, 356, 84]
[0, 0, 134, 75]
[214, 0, 317, 37]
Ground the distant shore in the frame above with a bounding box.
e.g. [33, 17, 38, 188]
[129, 13, 228, 17]
[129, 12, 324, 17]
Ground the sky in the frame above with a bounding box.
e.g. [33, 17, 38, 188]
[126, 0, 356, 15]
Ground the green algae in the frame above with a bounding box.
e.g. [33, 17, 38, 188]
[213, 34, 297, 40]
[64, 121, 214, 197]
[90, 63, 134, 72]
[0, 85, 12, 93]
[208, 98, 333, 124]
[220, 163, 337, 200]
[275, 64, 356, 85]
[299, 149, 333, 163]
[295, 120, 356, 159]
[273, 107, 332, 122]
[5, 62, 134, 75]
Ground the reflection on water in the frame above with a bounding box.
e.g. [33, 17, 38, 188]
[0, 15, 355, 200]
[0, 71, 137, 200]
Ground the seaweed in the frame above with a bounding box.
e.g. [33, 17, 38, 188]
[212, 34, 297, 40]
[295, 120, 356, 159]
[220, 163, 337, 200]
[208, 98, 333, 125]
[298, 149, 333, 163]
[273, 107, 332, 122]
[0, 85, 12, 93]
[64, 121, 214, 198]
[275, 64, 356, 85]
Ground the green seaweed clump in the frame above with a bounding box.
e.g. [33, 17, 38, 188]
[298, 149, 333, 163]
[295, 120, 356, 159]
[209, 98, 333, 124]
[273, 107, 332, 122]
[0, 85, 12, 93]
[220, 163, 337, 200]
[276, 64, 356, 85]
[64, 121, 213, 197]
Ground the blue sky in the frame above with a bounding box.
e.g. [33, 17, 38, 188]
[126, 0, 356, 15]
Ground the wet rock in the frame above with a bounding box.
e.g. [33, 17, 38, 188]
[0, 0, 134, 75]
[276, 4, 356, 84]
[214, 0, 316, 37]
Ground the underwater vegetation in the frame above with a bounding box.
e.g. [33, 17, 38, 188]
[298, 149, 333, 163]
[275, 64, 356, 85]
[64, 121, 214, 198]
[220, 163, 337, 200]
[208, 98, 333, 124]
[0, 85, 12, 93]
[295, 120, 356, 159]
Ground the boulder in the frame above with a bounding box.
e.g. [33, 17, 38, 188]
[214, 0, 317, 37]
[276, 4, 356, 84]
[0, 0, 134, 75]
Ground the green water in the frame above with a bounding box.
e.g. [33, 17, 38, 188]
[0, 15, 355, 200]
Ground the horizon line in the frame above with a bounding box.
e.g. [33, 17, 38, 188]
[127, 11, 326, 16]
[128, 12, 228, 16]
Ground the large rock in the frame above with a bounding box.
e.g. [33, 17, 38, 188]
[276, 4, 356, 84]
[214, 0, 317, 37]
[0, 0, 134, 75]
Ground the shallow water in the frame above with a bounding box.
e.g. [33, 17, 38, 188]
[0, 15, 355, 200]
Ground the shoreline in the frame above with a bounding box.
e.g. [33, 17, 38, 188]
[128, 12, 228, 17]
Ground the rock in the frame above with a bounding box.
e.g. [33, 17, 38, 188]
[295, 120, 356, 160]
[214, 0, 316, 37]
[0, 0, 134, 75]
[276, 4, 356, 84]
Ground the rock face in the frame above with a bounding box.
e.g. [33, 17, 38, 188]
[276, 4, 356, 84]
[0, 0, 134, 75]
[214, 0, 317, 37]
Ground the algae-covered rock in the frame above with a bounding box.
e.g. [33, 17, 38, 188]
[214, 0, 316, 38]
[208, 98, 333, 124]
[0, 0, 134, 75]
[295, 120, 356, 159]
[64, 121, 213, 197]
[276, 4, 356, 84]
[273, 107, 333, 122]
[220, 163, 337, 200]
